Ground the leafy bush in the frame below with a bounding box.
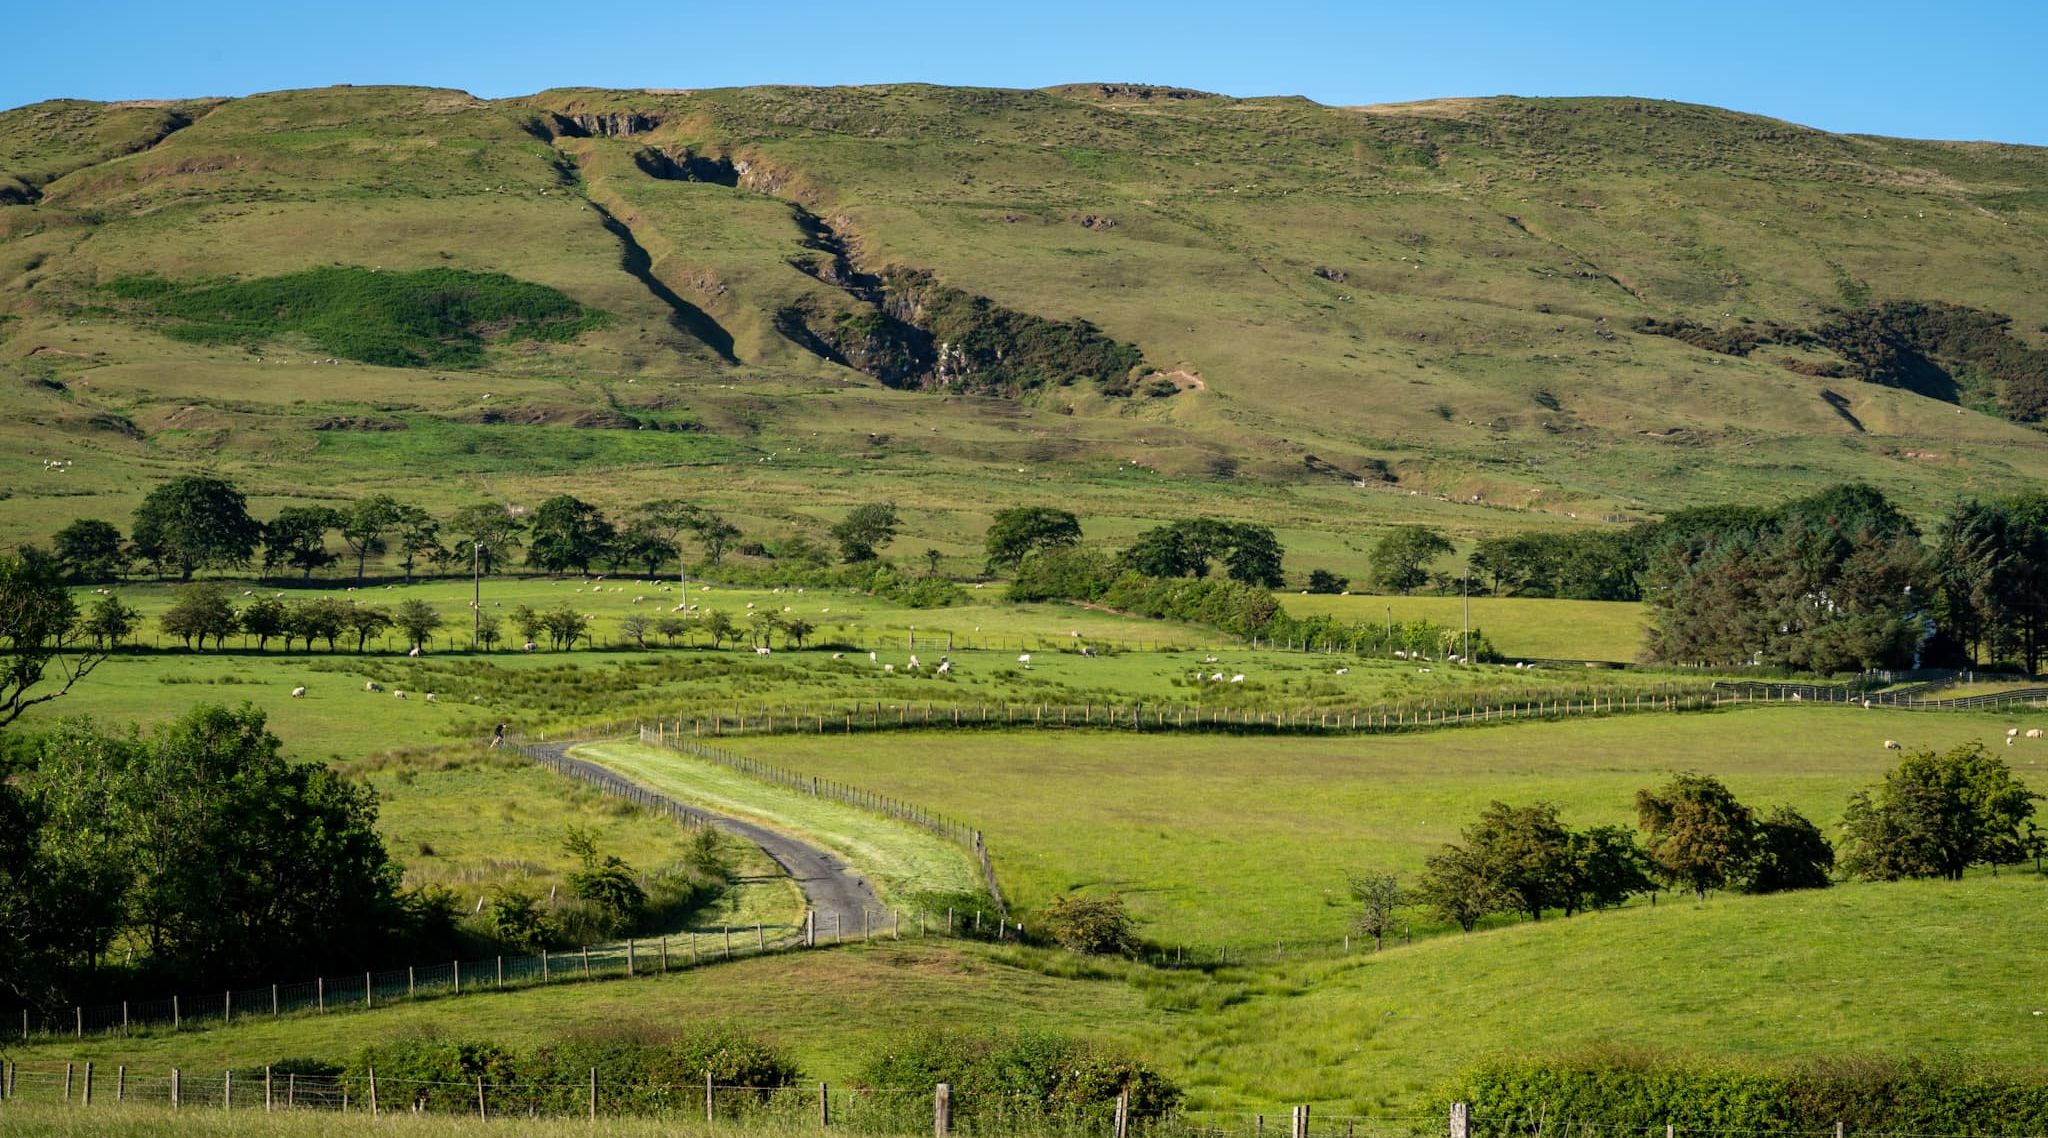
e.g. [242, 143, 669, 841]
[858, 1029, 1180, 1125]
[1435, 1051, 2048, 1134]
[1035, 894, 1138, 956]
[104, 267, 608, 369]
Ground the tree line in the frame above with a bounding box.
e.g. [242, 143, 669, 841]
[1361, 744, 2040, 939]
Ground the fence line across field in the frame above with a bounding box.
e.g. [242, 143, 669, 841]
[0, 1068, 1941, 1138]
[1712, 680, 2048, 711]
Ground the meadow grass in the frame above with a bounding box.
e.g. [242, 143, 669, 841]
[9, 878, 2045, 1115]
[569, 741, 981, 907]
[726, 706, 2048, 947]
[1280, 593, 1649, 662]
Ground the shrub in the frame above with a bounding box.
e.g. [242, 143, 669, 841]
[858, 1029, 1180, 1125]
[1036, 894, 1138, 956]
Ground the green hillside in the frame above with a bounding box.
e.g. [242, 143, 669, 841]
[4, 84, 2048, 564]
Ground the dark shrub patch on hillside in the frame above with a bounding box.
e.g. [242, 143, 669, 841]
[103, 267, 608, 368]
[1630, 316, 1805, 357]
[875, 268, 1145, 397]
[1814, 300, 2048, 420]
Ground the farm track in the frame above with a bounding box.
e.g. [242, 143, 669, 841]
[529, 742, 881, 934]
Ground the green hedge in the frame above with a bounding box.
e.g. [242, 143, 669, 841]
[1436, 1052, 2048, 1134]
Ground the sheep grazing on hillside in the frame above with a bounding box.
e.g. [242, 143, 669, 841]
[1203, 655, 1219, 664]
[1884, 739, 1902, 750]
[1230, 674, 1246, 684]
[1209, 672, 1224, 682]
[523, 641, 538, 652]
[291, 686, 307, 699]
[365, 681, 382, 693]
[755, 646, 772, 656]
[1335, 667, 1349, 676]
[869, 651, 878, 663]
[393, 690, 406, 700]
[936, 660, 952, 674]
[1017, 653, 1032, 664]
[908, 655, 921, 671]
[424, 692, 437, 703]
[884, 664, 895, 674]
[2008, 727, 2021, 737]
[408, 646, 421, 658]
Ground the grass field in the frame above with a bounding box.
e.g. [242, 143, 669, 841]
[1281, 593, 1649, 662]
[711, 707, 2048, 947]
[7, 877, 2044, 1114]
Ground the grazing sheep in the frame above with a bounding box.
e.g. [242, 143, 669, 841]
[1017, 653, 1032, 664]
[2008, 727, 2021, 737]
[908, 655, 921, 671]
[869, 651, 879, 663]
[936, 660, 952, 674]
[523, 641, 538, 652]
[1209, 672, 1225, 682]
[832, 652, 844, 660]
[291, 686, 307, 699]
[393, 690, 406, 700]
[365, 681, 382, 693]
[1230, 674, 1246, 683]
[1394, 650, 1408, 660]
[2029, 729, 2044, 739]
[408, 646, 421, 658]
[1884, 739, 1902, 750]
[424, 692, 437, 703]
[1418, 668, 1432, 674]
[755, 646, 772, 656]
[1203, 655, 1219, 664]
[1335, 667, 1349, 676]
[884, 664, 895, 673]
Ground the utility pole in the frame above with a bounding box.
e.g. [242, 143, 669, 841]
[472, 542, 483, 649]
[1463, 570, 1471, 662]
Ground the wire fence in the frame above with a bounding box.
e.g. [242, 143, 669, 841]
[620, 685, 1727, 743]
[2, 1068, 2036, 1138]
[1712, 681, 2048, 711]
[633, 729, 1009, 919]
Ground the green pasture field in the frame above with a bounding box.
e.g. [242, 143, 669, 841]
[35, 576, 1689, 756]
[8, 878, 2044, 1114]
[1281, 592, 1650, 662]
[571, 741, 981, 907]
[714, 707, 2048, 948]
[344, 745, 802, 934]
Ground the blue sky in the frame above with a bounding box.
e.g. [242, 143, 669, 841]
[8, 1, 2044, 144]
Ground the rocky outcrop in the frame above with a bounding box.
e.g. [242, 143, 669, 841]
[551, 111, 662, 138]
[632, 148, 739, 186]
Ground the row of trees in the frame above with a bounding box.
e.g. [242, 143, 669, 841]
[1371, 745, 2040, 938]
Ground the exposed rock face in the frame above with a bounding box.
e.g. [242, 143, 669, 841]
[632, 148, 739, 186]
[549, 111, 662, 138]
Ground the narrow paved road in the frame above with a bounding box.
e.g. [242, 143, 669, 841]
[526, 742, 881, 939]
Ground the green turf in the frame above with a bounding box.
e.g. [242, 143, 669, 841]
[9, 878, 2044, 1115]
[723, 707, 2048, 947]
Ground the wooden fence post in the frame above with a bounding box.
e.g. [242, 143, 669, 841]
[368, 1066, 379, 1118]
[477, 1075, 486, 1119]
[935, 1083, 952, 1137]
[706, 1071, 715, 1123]
[1114, 1088, 1130, 1138]
[1450, 1101, 1469, 1138]
[265, 1067, 272, 1111]
[589, 1068, 597, 1122]
[116, 1065, 124, 1103]
[223, 1069, 232, 1110]
[821, 1082, 830, 1128]
[171, 1068, 181, 1111]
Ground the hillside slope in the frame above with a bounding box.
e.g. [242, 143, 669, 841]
[3, 84, 2047, 552]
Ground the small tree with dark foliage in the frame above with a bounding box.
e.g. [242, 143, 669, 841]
[1038, 893, 1137, 956]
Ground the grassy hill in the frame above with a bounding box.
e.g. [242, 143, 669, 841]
[4, 84, 2048, 575]
[9, 877, 2045, 1114]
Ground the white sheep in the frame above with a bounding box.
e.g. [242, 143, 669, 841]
[2008, 727, 2021, 737]
[1017, 653, 1032, 664]
[2029, 729, 2044, 739]
[1884, 739, 1902, 750]
[869, 651, 878, 663]
[884, 664, 895, 673]
[291, 686, 307, 699]
[523, 641, 538, 652]
[1209, 672, 1224, 682]
[1230, 674, 1245, 683]
[408, 646, 421, 658]
[393, 690, 406, 700]
[756, 646, 772, 656]
[365, 681, 382, 693]
[1335, 667, 1349, 676]
[1203, 655, 1219, 664]
[936, 660, 952, 674]
[908, 655, 921, 671]
[424, 692, 437, 703]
